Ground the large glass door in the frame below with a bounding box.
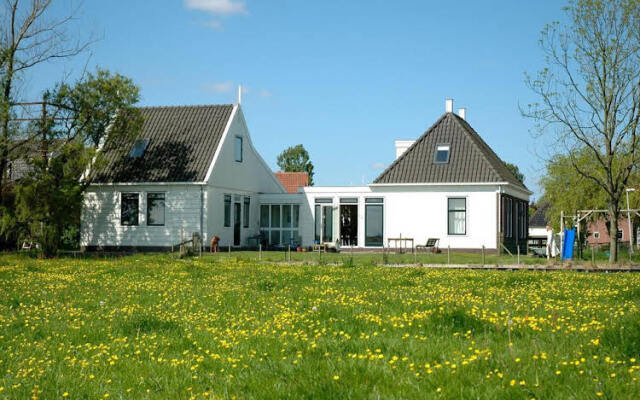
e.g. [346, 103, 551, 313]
[314, 200, 334, 244]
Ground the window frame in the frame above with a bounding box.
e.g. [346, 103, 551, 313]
[224, 194, 231, 227]
[364, 201, 384, 247]
[234, 136, 243, 162]
[120, 192, 140, 226]
[447, 197, 467, 236]
[434, 143, 450, 164]
[146, 192, 166, 226]
[243, 197, 250, 228]
[261, 204, 300, 246]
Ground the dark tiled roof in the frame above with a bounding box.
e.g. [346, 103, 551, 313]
[373, 113, 528, 190]
[275, 172, 309, 193]
[91, 105, 234, 183]
[529, 202, 549, 227]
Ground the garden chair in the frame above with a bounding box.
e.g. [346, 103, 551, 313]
[416, 238, 439, 253]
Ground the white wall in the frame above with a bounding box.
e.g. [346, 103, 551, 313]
[293, 184, 505, 249]
[205, 106, 286, 246]
[81, 184, 205, 248]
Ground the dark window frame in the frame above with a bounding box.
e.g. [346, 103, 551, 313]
[224, 194, 231, 227]
[120, 192, 139, 226]
[234, 136, 243, 162]
[146, 192, 165, 226]
[365, 202, 384, 247]
[447, 197, 467, 236]
[434, 143, 450, 164]
[243, 197, 250, 228]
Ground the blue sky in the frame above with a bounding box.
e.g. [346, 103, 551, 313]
[26, 0, 570, 199]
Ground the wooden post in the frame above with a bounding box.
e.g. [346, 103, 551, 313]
[517, 246, 520, 266]
[414, 248, 417, 265]
[287, 245, 290, 262]
[447, 246, 450, 265]
[228, 245, 231, 255]
[591, 244, 595, 266]
[259, 244, 262, 262]
[482, 245, 485, 266]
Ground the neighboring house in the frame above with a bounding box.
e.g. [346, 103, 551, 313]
[586, 217, 636, 246]
[275, 172, 309, 194]
[80, 99, 531, 253]
[528, 202, 549, 247]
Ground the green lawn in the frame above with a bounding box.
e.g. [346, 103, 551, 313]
[1, 254, 640, 399]
[199, 247, 640, 267]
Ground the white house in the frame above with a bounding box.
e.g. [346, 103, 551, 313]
[81, 99, 531, 253]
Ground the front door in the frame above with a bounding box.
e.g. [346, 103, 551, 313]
[234, 202, 241, 246]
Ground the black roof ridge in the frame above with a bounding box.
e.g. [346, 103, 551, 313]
[373, 112, 449, 183]
[135, 104, 234, 110]
[450, 113, 528, 190]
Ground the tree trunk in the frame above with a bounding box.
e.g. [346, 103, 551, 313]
[608, 204, 619, 264]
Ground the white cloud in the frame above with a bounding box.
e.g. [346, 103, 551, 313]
[202, 81, 233, 93]
[184, 0, 247, 15]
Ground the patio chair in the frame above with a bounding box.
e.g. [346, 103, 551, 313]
[416, 238, 439, 253]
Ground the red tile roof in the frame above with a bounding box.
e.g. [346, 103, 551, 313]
[275, 172, 309, 193]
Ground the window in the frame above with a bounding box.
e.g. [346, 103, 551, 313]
[617, 229, 623, 240]
[271, 205, 280, 228]
[235, 136, 243, 162]
[365, 201, 384, 246]
[147, 192, 165, 226]
[340, 197, 358, 204]
[315, 198, 332, 204]
[243, 197, 250, 228]
[224, 194, 231, 227]
[505, 198, 513, 238]
[260, 205, 269, 228]
[434, 144, 450, 163]
[121, 193, 139, 226]
[261, 204, 300, 246]
[129, 139, 149, 158]
[448, 198, 466, 235]
[593, 232, 600, 239]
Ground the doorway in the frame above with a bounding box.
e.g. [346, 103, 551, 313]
[234, 202, 241, 246]
[340, 204, 358, 246]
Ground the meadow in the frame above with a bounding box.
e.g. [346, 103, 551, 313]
[1, 254, 639, 399]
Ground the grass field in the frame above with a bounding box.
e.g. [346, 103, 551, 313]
[1, 254, 640, 399]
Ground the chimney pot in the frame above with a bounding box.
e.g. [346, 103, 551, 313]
[458, 108, 466, 120]
[445, 98, 453, 113]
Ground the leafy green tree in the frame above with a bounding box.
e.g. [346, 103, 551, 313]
[524, 0, 640, 263]
[504, 162, 525, 184]
[276, 144, 315, 185]
[6, 69, 141, 256]
[540, 149, 639, 239]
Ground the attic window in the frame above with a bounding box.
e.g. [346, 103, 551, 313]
[129, 139, 149, 158]
[434, 144, 450, 163]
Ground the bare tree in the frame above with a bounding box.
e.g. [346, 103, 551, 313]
[523, 0, 640, 263]
[0, 0, 89, 199]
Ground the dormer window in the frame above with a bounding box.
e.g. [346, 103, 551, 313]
[129, 138, 149, 158]
[434, 144, 450, 163]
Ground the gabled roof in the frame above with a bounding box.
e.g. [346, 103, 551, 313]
[275, 172, 309, 193]
[529, 202, 549, 227]
[91, 104, 234, 183]
[373, 112, 528, 190]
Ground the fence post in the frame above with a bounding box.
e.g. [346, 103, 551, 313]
[414, 248, 417, 265]
[259, 244, 262, 262]
[591, 244, 595, 266]
[482, 245, 485, 266]
[228, 245, 231, 255]
[517, 246, 520, 266]
[288, 245, 291, 262]
[447, 246, 450, 265]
